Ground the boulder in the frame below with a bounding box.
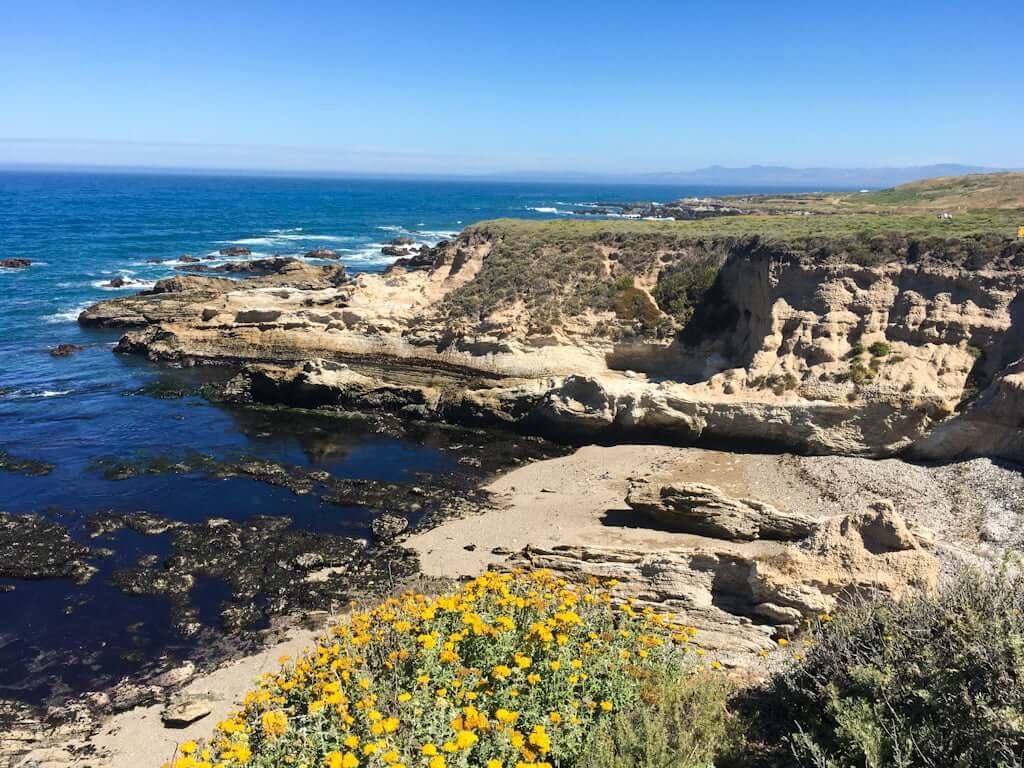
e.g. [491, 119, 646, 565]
[105, 276, 127, 288]
[178, 255, 200, 263]
[161, 694, 213, 728]
[0, 258, 31, 269]
[626, 479, 818, 541]
[370, 513, 409, 542]
[218, 247, 251, 256]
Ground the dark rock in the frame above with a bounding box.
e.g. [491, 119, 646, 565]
[389, 236, 416, 246]
[105, 276, 128, 288]
[87, 510, 184, 537]
[49, 343, 85, 358]
[145, 258, 165, 264]
[0, 258, 31, 269]
[0, 450, 54, 476]
[370, 513, 409, 542]
[0, 512, 96, 582]
[218, 247, 251, 257]
[463, 543, 477, 552]
[304, 248, 339, 260]
[178, 255, 200, 263]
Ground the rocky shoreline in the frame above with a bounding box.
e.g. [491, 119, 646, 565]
[77, 220, 1024, 461]
[4, 212, 1016, 765]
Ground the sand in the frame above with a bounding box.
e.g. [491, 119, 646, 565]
[24, 443, 1015, 766]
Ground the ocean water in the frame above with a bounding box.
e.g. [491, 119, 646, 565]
[0, 171, 764, 705]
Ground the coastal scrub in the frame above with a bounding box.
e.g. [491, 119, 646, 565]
[163, 569, 724, 768]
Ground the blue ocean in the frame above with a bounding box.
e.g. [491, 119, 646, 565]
[0, 171, 768, 706]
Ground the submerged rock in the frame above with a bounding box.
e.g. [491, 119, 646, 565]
[49, 343, 85, 358]
[0, 258, 31, 269]
[0, 450, 55, 477]
[93, 510, 420, 635]
[0, 512, 97, 583]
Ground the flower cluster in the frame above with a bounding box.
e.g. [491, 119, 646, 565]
[164, 569, 708, 768]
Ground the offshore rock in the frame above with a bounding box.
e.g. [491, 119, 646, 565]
[49, 343, 85, 357]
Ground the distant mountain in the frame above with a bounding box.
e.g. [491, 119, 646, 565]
[633, 164, 1012, 189]
[482, 164, 1015, 190]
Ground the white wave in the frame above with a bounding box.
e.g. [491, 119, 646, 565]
[415, 230, 459, 240]
[225, 236, 278, 246]
[218, 233, 356, 248]
[528, 206, 560, 214]
[90, 279, 156, 291]
[340, 245, 399, 267]
[377, 225, 406, 233]
[27, 389, 72, 398]
[44, 303, 92, 324]
[280, 234, 355, 242]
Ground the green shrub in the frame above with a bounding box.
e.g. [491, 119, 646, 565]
[652, 256, 722, 326]
[583, 669, 743, 768]
[867, 341, 891, 357]
[756, 568, 1024, 767]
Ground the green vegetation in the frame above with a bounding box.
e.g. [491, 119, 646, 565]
[583, 668, 743, 768]
[750, 568, 1024, 767]
[652, 254, 721, 326]
[723, 172, 1024, 213]
[440, 214, 1022, 339]
[164, 568, 1024, 768]
[847, 172, 1024, 211]
[867, 341, 891, 357]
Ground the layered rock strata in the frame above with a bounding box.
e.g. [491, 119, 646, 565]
[78, 228, 1024, 461]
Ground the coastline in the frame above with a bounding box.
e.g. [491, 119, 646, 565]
[15, 441, 1023, 766]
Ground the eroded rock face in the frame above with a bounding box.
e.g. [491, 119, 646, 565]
[626, 479, 818, 540]
[77, 228, 1024, 461]
[515, 481, 937, 661]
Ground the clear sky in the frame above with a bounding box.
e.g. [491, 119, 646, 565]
[1, 0, 1021, 175]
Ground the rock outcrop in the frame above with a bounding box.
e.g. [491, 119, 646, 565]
[0, 258, 32, 269]
[77, 258, 347, 329]
[626, 479, 818, 540]
[77, 222, 1024, 461]
[515, 480, 937, 660]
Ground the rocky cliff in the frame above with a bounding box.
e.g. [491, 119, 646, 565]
[79, 217, 1024, 461]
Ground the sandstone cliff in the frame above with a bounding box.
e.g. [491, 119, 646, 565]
[79, 217, 1024, 461]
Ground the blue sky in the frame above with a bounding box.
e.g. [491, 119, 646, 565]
[1, 0, 1021, 174]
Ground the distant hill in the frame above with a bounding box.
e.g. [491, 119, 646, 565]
[846, 172, 1024, 210]
[635, 164, 1011, 189]
[482, 164, 1016, 189]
